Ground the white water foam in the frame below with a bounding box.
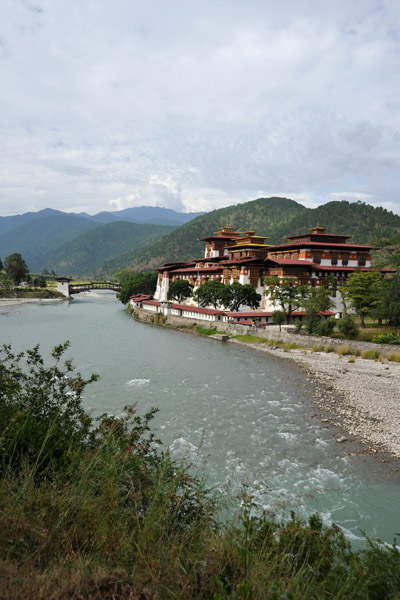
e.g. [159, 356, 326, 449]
[126, 378, 150, 386]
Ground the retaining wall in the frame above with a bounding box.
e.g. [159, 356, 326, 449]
[131, 306, 398, 358]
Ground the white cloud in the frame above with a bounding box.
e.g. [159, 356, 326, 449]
[0, 0, 400, 215]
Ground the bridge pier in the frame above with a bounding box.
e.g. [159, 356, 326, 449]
[57, 278, 72, 298]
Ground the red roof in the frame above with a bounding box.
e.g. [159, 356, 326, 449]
[265, 258, 317, 267]
[199, 235, 240, 241]
[170, 266, 222, 274]
[316, 266, 372, 272]
[174, 304, 225, 315]
[130, 294, 152, 301]
[221, 257, 262, 265]
[228, 311, 273, 317]
[155, 263, 192, 272]
[286, 233, 351, 240]
[267, 241, 372, 251]
[229, 310, 334, 318]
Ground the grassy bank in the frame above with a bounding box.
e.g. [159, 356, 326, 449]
[0, 288, 64, 299]
[3, 343, 399, 599]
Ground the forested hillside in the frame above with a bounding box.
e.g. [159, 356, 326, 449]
[129, 197, 400, 271]
[0, 214, 99, 272]
[41, 221, 175, 278]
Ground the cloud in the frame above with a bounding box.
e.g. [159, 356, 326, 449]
[0, 0, 400, 215]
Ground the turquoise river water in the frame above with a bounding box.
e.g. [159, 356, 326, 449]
[1, 291, 399, 544]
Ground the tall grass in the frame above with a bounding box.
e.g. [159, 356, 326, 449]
[335, 345, 353, 357]
[361, 349, 382, 360]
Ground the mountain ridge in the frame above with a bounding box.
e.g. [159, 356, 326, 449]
[127, 198, 400, 271]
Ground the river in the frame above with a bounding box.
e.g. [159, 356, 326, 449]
[1, 291, 399, 544]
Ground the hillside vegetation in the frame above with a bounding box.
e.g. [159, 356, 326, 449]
[0, 206, 200, 276]
[41, 221, 176, 278]
[129, 198, 400, 271]
[0, 214, 99, 272]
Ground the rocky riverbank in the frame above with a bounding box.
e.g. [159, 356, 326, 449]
[131, 306, 400, 459]
[229, 338, 400, 459]
[0, 297, 66, 312]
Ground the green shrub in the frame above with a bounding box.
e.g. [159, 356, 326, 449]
[337, 315, 359, 339]
[372, 331, 400, 345]
[361, 349, 381, 360]
[315, 317, 336, 337]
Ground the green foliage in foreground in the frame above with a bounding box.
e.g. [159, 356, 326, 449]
[1, 344, 400, 599]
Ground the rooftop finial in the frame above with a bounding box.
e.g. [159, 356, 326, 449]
[309, 224, 326, 234]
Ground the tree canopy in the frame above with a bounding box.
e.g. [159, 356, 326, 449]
[372, 269, 400, 327]
[4, 253, 29, 286]
[117, 270, 157, 304]
[264, 276, 311, 324]
[192, 280, 227, 309]
[167, 279, 193, 303]
[221, 282, 261, 312]
[341, 271, 382, 327]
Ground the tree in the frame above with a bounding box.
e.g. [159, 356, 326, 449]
[192, 280, 227, 309]
[341, 271, 382, 327]
[221, 282, 261, 312]
[33, 275, 47, 288]
[117, 270, 158, 304]
[167, 279, 193, 303]
[264, 276, 311, 324]
[0, 257, 3, 271]
[272, 310, 286, 331]
[337, 315, 359, 339]
[373, 270, 400, 327]
[303, 287, 333, 334]
[4, 253, 29, 286]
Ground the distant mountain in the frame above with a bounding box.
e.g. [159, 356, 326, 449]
[128, 197, 400, 271]
[83, 206, 204, 226]
[0, 214, 99, 271]
[106, 206, 204, 225]
[41, 221, 176, 278]
[0, 205, 201, 275]
[0, 208, 68, 236]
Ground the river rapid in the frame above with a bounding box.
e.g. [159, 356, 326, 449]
[1, 291, 399, 544]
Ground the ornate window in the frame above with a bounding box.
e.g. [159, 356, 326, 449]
[313, 252, 321, 264]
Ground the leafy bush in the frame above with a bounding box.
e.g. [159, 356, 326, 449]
[0, 342, 96, 475]
[315, 317, 336, 337]
[337, 315, 360, 339]
[372, 331, 400, 345]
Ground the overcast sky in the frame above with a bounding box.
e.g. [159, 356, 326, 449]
[1, 0, 400, 217]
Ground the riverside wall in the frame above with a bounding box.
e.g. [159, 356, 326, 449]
[131, 306, 398, 358]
